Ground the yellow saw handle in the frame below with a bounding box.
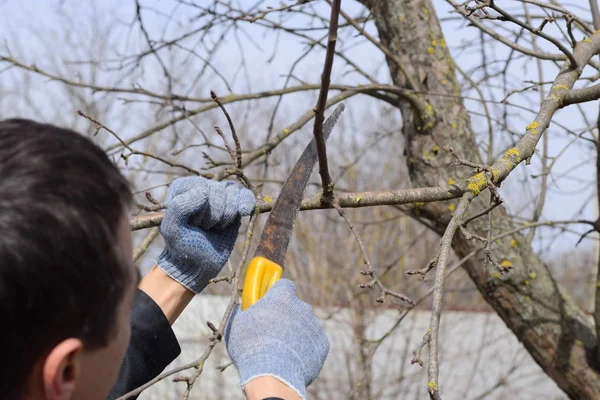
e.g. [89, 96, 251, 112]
[242, 257, 283, 311]
[241, 256, 283, 310]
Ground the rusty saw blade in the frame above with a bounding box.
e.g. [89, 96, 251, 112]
[254, 103, 345, 268]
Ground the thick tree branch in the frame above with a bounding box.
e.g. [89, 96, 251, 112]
[562, 82, 600, 107]
[464, 32, 600, 196]
[130, 185, 462, 230]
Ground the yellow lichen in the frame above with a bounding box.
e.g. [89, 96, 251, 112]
[423, 7, 430, 15]
[552, 84, 568, 90]
[510, 239, 517, 248]
[451, 122, 457, 129]
[548, 93, 561, 103]
[523, 280, 530, 286]
[448, 203, 456, 211]
[583, 37, 593, 43]
[415, 202, 426, 208]
[505, 148, 520, 159]
[500, 260, 513, 268]
[466, 172, 487, 196]
[427, 47, 434, 54]
[283, 128, 290, 134]
[491, 169, 500, 183]
[441, 79, 448, 85]
[427, 381, 438, 390]
[398, 16, 405, 22]
[355, 197, 361, 203]
[529, 272, 537, 279]
[431, 40, 437, 47]
[440, 39, 447, 48]
[526, 121, 540, 135]
[264, 196, 272, 202]
[501, 148, 521, 167]
[491, 272, 501, 279]
[423, 145, 440, 161]
[576, 340, 583, 347]
[420, 104, 435, 130]
[447, 177, 457, 185]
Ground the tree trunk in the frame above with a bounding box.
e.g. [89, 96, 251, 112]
[362, 0, 600, 397]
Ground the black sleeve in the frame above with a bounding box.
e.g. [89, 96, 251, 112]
[107, 289, 181, 399]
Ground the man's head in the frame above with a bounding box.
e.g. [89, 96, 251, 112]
[0, 119, 137, 399]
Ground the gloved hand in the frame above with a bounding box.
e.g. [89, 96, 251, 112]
[157, 176, 255, 294]
[224, 279, 329, 400]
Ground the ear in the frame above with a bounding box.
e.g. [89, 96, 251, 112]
[42, 338, 83, 400]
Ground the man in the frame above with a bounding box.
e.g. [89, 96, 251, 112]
[0, 119, 329, 400]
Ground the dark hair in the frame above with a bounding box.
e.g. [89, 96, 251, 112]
[0, 119, 133, 398]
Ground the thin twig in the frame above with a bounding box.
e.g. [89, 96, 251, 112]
[334, 202, 414, 306]
[416, 193, 473, 400]
[77, 110, 204, 176]
[133, 227, 159, 262]
[211, 90, 242, 169]
[312, 0, 341, 202]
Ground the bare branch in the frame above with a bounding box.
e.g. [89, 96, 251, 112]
[211, 90, 242, 169]
[76, 110, 205, 176]
[334, 202, 414, 306]
[424, 193, 473, 400]
[312, 0, 341, 201]
[130, 185, 463, 230]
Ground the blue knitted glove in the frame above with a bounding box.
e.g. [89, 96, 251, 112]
[224, 279, 329, 400]
[157, 177, 255, 294]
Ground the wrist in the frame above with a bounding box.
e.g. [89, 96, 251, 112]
[138, 266, 195, 324]
[237, 353, 306, 400]
[244, 376, 302, 400]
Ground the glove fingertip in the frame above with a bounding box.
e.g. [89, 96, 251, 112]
[238, 188, 256, 216]
[165, 176, 196, 202]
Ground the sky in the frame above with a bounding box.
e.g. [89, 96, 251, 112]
[0, 0, 598, 257]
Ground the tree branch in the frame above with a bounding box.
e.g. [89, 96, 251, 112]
[312, 0, 341, 201]
[130, 185, 463, 230]
[424, 193, 473, 400]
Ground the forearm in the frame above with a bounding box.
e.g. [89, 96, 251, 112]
[138, 265, 195, 325]
[244, 377, 302, 400]
[107, 289, 181, 399]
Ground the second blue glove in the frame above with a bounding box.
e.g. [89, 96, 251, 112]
[158, 176, 255, 293]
